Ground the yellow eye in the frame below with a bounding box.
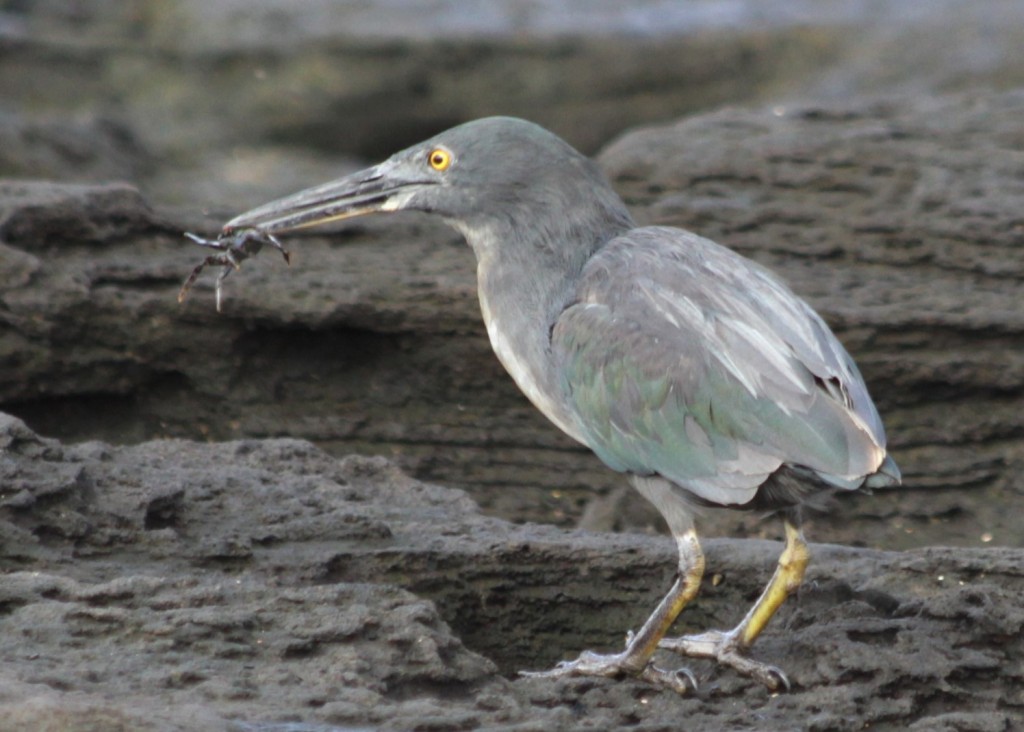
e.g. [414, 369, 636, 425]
[428, 148, 452, 171]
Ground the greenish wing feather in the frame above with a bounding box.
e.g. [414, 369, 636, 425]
[551, 227, 886, 506]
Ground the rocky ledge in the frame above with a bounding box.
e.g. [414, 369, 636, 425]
[1, 413, 1022, 730]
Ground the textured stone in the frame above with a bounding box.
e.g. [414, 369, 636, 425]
[1, 415, 1022, 730]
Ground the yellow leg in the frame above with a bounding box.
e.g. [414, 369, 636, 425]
[625, 528, 705, 665]
[658, 517, 809, 691]
[738, 518, 810, 647]
[521, 527, 705, 694]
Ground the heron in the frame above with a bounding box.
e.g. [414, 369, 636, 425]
[220, 116, 901, 693]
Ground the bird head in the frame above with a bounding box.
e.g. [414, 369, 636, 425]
[223, 117, 631, 253]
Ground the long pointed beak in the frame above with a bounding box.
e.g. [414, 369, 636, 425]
[223, 163, 424, 235]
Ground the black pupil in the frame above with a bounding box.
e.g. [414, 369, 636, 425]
[433, 153, 444, 166]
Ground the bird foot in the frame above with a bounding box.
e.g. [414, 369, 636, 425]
[520, 649, 697, 695]
[659, 630, 790, 692]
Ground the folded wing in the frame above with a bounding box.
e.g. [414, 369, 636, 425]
[552, 227, 887, 507]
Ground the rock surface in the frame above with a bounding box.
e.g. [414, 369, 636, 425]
[2, 413, 1022, 731]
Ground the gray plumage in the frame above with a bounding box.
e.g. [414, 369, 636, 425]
[221, 116, 901, 692]
[554, 226, 890, 508]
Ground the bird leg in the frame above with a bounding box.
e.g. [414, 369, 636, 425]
[658, 518, 809, 691]
[520, 527, 705, 694]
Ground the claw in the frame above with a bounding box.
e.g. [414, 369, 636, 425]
[520, 651, 695, 696]
[640, 664, 698, 694]
[660, 629, 793, 692]
[765, 665, 791, 693]
[264, 232, 292, 265]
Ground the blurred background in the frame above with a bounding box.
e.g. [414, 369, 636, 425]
[5, 1, 1024, 207]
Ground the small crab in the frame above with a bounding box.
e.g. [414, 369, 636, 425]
[178, 227, 291, 312]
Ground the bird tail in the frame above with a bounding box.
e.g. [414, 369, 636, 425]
[864, 454, 902, 489]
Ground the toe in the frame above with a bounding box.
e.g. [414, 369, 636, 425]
[762, 665, 791, 693]
[638, 663, 697, 694]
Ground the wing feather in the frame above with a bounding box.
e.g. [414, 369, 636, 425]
[553, 227, 887, 506]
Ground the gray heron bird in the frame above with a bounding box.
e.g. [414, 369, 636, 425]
[220, 116, 900, 693]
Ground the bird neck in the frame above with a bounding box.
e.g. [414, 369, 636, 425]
[455, 207, 632, 443]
